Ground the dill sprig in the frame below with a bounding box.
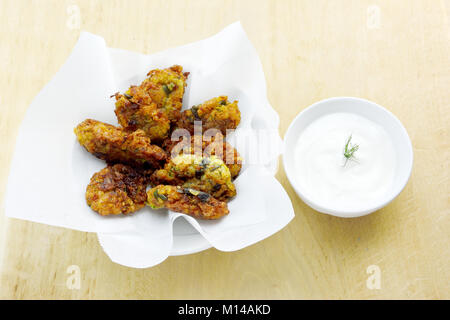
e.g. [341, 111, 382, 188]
[343, 134, 359, 166]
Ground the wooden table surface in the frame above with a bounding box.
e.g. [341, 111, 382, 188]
[0, 0, 448, 299]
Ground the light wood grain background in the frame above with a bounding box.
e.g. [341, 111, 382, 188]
[0, 0, 448, 299]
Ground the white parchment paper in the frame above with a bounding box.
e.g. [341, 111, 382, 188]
[4, 22, 295, 268]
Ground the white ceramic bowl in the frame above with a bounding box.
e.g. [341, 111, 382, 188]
[283, 97, 413, 218]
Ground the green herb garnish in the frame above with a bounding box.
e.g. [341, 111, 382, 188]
[162, 85, 170, 95]
[209, 165, 221, 171]
[343, 134, 359, 166]
[162, 82, 175, 96]
[191, 106, 201, 120]
[154, 189, 168, 201]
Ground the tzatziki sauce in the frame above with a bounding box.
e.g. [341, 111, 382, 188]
[294, 112, 396, 213]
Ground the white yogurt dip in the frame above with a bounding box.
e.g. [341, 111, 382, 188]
[294, 112, 397, 213]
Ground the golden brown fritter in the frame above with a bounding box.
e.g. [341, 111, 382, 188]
[147, 185, 229, 220]
[150, 154, 236, 201]
[162, 134, 242, 179]
[74, 119, 167, 168]
[114, 88, 171, 142]
[206, 139, 242, 179]
[86, 164, 148, 216]
[141, 65, 189, 121]
[176, 96, 240, 135]
[114, 65, 188, 141]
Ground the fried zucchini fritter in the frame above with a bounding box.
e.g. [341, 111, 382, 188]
[142, 65, 189, 121]
[86, 164, 148, 216]
[206, 139, 242, 179]
[150, 154, 236, 201]
[147, 185, 229, 220]
[176, 96, 240, 135]
[162, 134, 242, 179]
[114, 65, 188, 141]
[74, 119, 167, 168]
[114, 88, 171, 142]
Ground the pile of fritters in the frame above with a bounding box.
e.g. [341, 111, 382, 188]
[74, 65, 242, 220]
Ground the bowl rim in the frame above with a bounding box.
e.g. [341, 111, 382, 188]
[282, 96, 414, 218]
